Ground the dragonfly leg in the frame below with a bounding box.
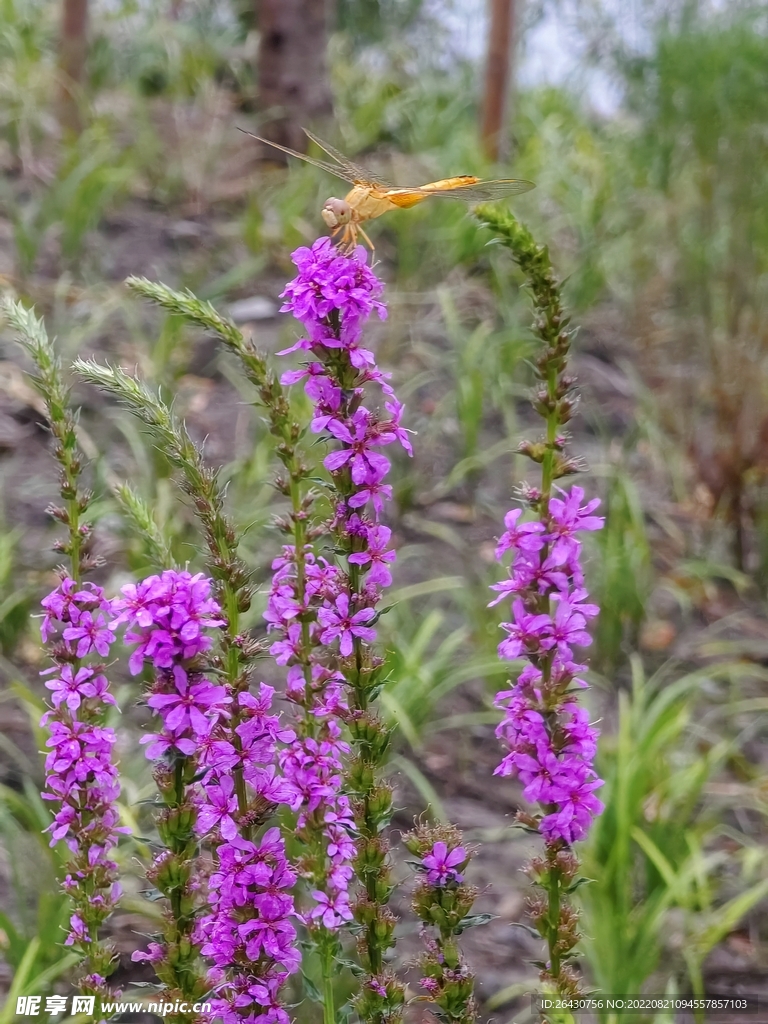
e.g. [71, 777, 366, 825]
[336, 223, 358, 253]
[356, 224, 375, 252]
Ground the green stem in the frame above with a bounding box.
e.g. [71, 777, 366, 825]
[66, 492, 82, 583]
[541, 365, 560, 505]
[220, 579, 250, 823]
[546, 859, 561, 978]
[321, 945, 336, 1024]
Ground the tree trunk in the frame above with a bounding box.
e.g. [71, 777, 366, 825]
[481, 0, 515, 163]
[255, 0, 333, 157]
[59, 0, 88, 137]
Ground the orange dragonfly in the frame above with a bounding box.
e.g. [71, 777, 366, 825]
[241, 128, 535, 250]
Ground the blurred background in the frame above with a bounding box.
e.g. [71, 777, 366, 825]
[1, 0, 768, 1020]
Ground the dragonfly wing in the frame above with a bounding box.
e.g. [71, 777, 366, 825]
[237, 128, 356, 184]
[408, 177, 536, 201]
[303, 128, 395, 188]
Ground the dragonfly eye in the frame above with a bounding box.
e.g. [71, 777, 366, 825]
[322, 197, 351, 228]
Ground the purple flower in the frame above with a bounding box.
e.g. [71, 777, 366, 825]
[131, 942, 164, 963]
[198, 777, 241, 841]
[347, 477, 393, 518]
[347, 524, 397, 588]
[44, 665, 117, 712]
[324, 408, 392, 485]
[139, 730, 198, 760]
[62, 611, 116, 657]
[147, 676, 230, 735]
[422, 842, 467, 886]
[114, 569, 225, 673]
[198, 828, 299, 1019]
[495, 508, 546, 561]
[540, 777, 605, 844]
[40, 579, 105, 642]
[498, 599, 552, 659]
[540, 599, 593, 658]
[64, 913, 90, 945]
[116, 571, 230, 763]
[270, 622, 303, 665]
[308, 888, 354, 929]
[280, 237, 386, 328]
[381, 398, 414, 455]
[317, 593, 376, 656]
[547, 486, 604, 565]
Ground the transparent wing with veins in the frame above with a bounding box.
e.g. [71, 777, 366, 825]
[237, 128, 393, 188]
[387, 179, 535, 204]
[239, 127, 535, 203]
[303, 129, 395, 188]
[299, 130, 535, 202]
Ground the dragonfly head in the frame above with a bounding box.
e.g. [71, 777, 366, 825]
[322, 197, 352, 229]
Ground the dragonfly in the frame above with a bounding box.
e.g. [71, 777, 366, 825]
[240, 127, 535, 250]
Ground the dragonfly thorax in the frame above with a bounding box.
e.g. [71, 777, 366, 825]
[322, 197, 352, 228]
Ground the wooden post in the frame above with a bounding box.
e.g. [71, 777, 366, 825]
[481, 0, 515, 163]
[255, 0, 333, 157]
[59, 0, 88, 137]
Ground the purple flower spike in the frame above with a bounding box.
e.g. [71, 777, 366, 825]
[117, 570, 300, 1020]
[38, 577, 125, 957]
[275, 239, 410, 953]
[493, 489, 605, 845]
[280, 237, 387, 328]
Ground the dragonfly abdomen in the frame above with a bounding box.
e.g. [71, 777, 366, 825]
[385, 176, 482, 209]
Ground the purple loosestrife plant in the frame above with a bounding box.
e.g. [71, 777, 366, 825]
[40, 578, 126, 996]
[116, 570, 302, 1024]
[2, 300, 127, 998]
[278, 239, 411, 1024]
[113, 570, 226, 1014]
[402, 826, 478, 1024]
[476, 207, 605, 1001]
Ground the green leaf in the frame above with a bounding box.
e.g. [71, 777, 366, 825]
[334, 957, 365, 977]
[564, 876, 596, 894]
[300, 973, 322, 1004]
[0, 938, 41, 1024]
[454, 912, 496, 934]
[22, 953, 80, 1001]
[692, 877, 768, 958]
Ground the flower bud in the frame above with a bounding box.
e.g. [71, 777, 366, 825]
[366, 785, 392, 826]
[517, 439, 547, 463]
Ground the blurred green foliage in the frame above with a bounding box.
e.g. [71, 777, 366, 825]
[592, 464, 652, 671]
[582, 657, 768, 1007]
